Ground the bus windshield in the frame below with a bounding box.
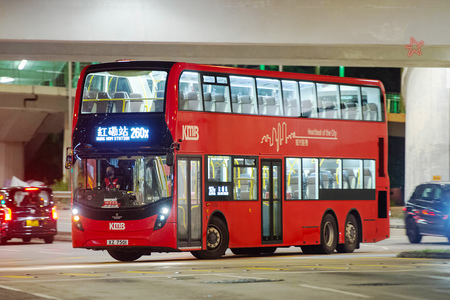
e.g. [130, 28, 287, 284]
[73, 155, 173, 209]
[81, 70, 167, 114]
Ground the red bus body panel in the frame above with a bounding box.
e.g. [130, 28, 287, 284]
[72, 61, 389, 254]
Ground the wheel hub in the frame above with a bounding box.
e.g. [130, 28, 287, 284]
[346, 223, 356, 244]
[207, 226, 220, 249]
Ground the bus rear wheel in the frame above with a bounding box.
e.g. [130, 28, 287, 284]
[317, 214, 338, 254]
[191, 217, 228, 259]
[107, 249, 143, 262]
[336, 214, 359, 253]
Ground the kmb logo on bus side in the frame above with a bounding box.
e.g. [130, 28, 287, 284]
[182, 125, 199, 140]
[109, 222, 125, 230]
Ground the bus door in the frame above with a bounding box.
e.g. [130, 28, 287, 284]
[177, 156, 202, 248]
[261, 159, 283, 243]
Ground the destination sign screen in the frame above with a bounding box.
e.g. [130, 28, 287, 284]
[95, 125, 149, 142]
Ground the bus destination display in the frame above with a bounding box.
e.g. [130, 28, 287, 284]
[96, 125, 149, 142]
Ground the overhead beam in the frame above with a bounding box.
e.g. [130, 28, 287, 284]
[0, 40, 448, 68]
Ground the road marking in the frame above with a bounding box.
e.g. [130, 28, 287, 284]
[0, 284, 60, 299]
[1, 275, 34, 278]
[353, 264, 413, 268]
[246, 267, 289, 271]
[296, 265, 348, 270]
[300, 284, 371, 298]
[61, 273, 103, 277]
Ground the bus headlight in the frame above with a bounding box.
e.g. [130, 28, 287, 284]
[72, 207, 84, 231]
[154, 207, 170, 230]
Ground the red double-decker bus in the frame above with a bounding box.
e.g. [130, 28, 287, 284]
[68, 61, 389, 261]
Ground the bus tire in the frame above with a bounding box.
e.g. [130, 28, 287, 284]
[317, 214, 338, 254]
[191, 217, 228, 259]
[406, 217, 422, 244]
[336, 214, 358, 253]
[107, 249, 143, 262]
[0, 237, 7, 245]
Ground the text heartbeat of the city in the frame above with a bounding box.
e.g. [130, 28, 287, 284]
[261, 123, 338, 152]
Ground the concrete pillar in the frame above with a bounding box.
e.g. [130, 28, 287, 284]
[0, 142, 24, 186]
[404, 68, 450, 199]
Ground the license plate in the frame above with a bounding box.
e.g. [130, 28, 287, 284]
[107, 240, 128, 245]
[26, 220, 39, 227]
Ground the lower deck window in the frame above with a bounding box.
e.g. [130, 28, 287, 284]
[285, 157, 376, 200]
[206, 155, 257, 201]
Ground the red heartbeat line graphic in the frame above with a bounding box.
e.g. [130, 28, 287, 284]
[261, 123, 338, 152]
[261, 123, 299, 152]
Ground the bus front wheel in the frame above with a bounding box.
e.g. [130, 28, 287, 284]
[107, 249, 143, 262]
[191, 217, 229, 259]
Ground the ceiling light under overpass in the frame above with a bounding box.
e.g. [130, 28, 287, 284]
[0, 77, 14, 83]
[18, 60, 28, 70]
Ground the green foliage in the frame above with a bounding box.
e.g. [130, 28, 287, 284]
[50, 178, 69, 191]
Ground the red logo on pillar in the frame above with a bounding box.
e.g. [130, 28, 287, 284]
[405, 37, 424, 57]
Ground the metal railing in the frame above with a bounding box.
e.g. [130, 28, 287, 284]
[53, 191, 71, 202]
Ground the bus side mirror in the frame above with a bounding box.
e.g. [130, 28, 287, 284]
[166, 152, 174, 167]
[65, 147, 73, 169]
[65, 155, 73, 169]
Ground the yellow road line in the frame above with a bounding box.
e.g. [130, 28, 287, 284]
[1, 275, 34, 279]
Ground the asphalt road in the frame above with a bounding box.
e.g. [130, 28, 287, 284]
[1, 228, 450, 300]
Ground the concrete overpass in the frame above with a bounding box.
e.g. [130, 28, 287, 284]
[1, 0, 450, 196]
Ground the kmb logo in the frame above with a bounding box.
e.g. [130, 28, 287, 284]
[109, 222, 125, 230]
[182, 125, 199, 140]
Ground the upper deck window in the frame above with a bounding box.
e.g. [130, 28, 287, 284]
[81, 70, 167, 114]
[256, 78, 283, 116]
[230, 76, 257, 114]
[179, 72, 203, 111]
[362, 87, 383, 121]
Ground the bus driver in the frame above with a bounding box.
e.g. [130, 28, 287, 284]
[102, 166, 121, 190]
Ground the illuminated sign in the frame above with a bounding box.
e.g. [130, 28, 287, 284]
[96, 125, 149, 142]
[208, 185, 229, 196]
